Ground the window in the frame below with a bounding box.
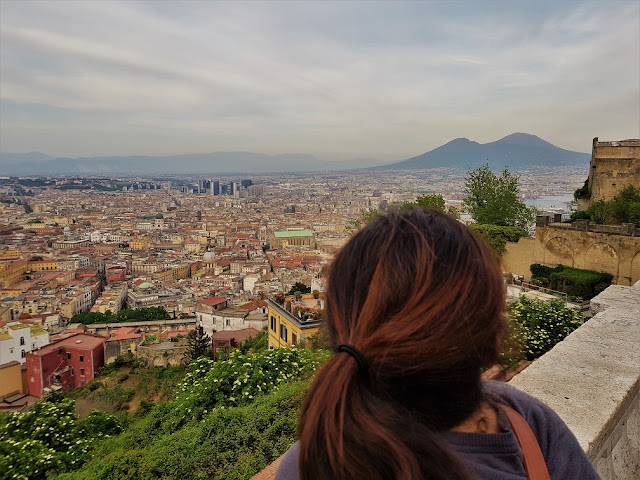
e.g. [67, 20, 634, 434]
[9, 347, 14, 354]
[20, 337, 25, 346]
[80, 368, 85, 376]
[270, 316, 276, 331]
[291, 333, 297, 346]
[67, 352, 71, 360]
[79, 355, 84, 363]
[225, 319, 231, 326]
[21, 350, 25, 358]
[280, 324, 287, 342]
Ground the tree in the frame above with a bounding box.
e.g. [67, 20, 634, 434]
[287, 282, 311, 295]
[407, 194, 460, 218]
[345, 208, 379, 234]
[184, 325, 210, 362]
[571, 185, 640, 227]
[463, 164, 534, 226]
[469, 224, 528, 254]
[29, 255, 44, 261]
[412, 194, 445, 211]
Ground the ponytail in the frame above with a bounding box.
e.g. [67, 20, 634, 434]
[299, 355, 471, 480]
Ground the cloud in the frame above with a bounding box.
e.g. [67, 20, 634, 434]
[0, 0, 638, 159]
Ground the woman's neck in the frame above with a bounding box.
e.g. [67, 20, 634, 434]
[448, 401, 502, 434]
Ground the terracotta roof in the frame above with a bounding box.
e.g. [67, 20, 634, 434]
[211, 328, 259, 342]
[199, 296, 227, 307]
[29, 333, 105, 356]
[238, 300, 268, 311]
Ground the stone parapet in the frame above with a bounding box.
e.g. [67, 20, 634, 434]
[510, 281, 640, 479]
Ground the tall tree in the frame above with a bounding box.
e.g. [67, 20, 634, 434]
[345, 209, 379, 234]
[463, 164, 534, 226]
[184, 325, 211, 362]
[406, 194, 460, 218]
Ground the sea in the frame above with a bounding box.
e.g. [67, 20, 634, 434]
[525, 193, 575, 210]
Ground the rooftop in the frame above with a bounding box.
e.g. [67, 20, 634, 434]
[199, 296, 227, 307]
[28, 333, 106, 356]
[273, 230, 313, 238]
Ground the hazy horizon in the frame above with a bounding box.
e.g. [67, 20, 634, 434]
[1, 1, 638, 160]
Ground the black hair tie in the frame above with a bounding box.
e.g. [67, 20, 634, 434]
[336, 344, 368, 374]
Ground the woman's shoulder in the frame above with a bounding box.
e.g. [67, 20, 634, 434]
[273, 441, 300, 480]
[483, 380, 600, 479]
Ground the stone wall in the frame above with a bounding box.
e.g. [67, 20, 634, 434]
[502, 222, 640, 285]
[588, 138, 640, 204]
[135, 342, 188, 367]
[104, 337, 142, 364]
[510, 282, 640, 479]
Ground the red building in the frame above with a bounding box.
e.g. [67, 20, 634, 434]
[106, 265, 126, 283]
[211, 328, 259, 351]
[25, 333, 106, 397]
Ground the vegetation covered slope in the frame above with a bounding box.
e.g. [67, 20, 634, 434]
[0, 345, 328, 480]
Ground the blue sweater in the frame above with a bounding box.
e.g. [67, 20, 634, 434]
[274, 381, 600, 479]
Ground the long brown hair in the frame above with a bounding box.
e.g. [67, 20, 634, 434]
[298, 207, 506, 480]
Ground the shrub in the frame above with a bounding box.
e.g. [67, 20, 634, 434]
[511, 297, 583, 360]
[0, 396, 123, 479]
[571, 186, 640, 226]
[531, 264, 613, 300]
[469, 224, 528, 254]
[573, 178, 591, 200]
[549, 268, 613, 300]
[87, 381, 103, 392]
[98, 386, 136, 410]
[569, 210, 591, 221]
[57, 380, 311, 480]
[530, 263, 565, 281]
[498, 314, 527, 368]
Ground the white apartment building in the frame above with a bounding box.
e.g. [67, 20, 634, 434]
[0, 322, 50, 365]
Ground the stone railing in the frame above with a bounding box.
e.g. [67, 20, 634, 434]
[510, 281, 640, 479]
[536, 215, 639, 236]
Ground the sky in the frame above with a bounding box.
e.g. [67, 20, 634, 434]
[1, 0, 639, 162]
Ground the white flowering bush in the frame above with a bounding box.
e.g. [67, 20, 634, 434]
[0, 395, 124, 480]
[55, 347, 330, 479]
[511, 297, 583, 360]
[167, 347, 328, 428]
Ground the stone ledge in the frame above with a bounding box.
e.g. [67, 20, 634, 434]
[510, 282, 640, 479]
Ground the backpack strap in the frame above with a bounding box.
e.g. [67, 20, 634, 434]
[500, 404, 551, 480]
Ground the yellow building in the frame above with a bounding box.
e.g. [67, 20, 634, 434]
[266, 298, 322, 349]
[27, 260, 59, 272]
[0, 249, 21, 260]
[32, 204, 49, 213]
[0, 361, 24, 397]
[271, 230, 316, 249]
[129, 237, 151, 250]
[0, 261, 28, 288]
[52, 238, 90, 249]
[152, 264, 190, 283]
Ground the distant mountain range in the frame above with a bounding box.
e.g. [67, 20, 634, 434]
[375, 133, 590, 170]
[0, 133, 589, 175]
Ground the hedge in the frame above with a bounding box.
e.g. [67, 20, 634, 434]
[530, 264, 612, 300]
[549, 268, 613, 300]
